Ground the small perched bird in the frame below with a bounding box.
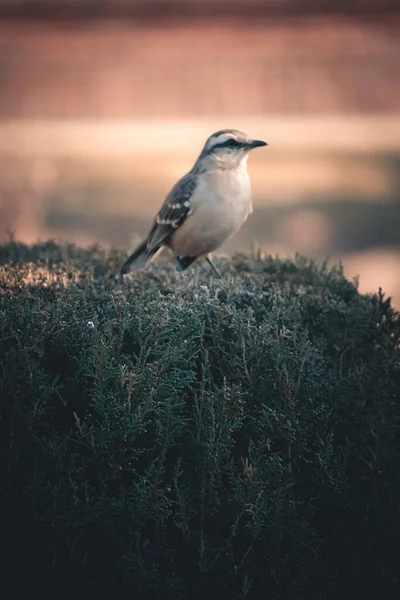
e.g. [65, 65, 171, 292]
[120, 129, 267, 277]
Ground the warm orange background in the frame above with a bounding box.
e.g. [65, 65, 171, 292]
[1, 3, 399, 303]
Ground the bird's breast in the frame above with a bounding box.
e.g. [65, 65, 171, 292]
[169, 166, 252, 258]
[201, 167, 252, 225]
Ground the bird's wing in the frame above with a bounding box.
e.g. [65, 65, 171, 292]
[146, 172, 197, 251]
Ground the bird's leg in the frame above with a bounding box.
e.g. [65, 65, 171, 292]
[206, 255, 222, 279]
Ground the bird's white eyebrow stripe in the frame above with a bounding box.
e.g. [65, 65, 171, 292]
[204, 131, 250, 154]
[214, 133, 233, 143]
[208, 133, 235, 147]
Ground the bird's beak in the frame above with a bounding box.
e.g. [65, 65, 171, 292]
[249, 139, 268, 149]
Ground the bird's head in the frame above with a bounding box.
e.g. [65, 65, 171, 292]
[198, 129, 268, 170]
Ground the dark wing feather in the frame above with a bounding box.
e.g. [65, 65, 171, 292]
[146, 172, 197, 251]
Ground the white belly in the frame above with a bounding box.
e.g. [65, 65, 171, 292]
[170, 166, 252, 258]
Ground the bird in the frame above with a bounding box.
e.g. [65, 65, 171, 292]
[120, 129, 268, 277]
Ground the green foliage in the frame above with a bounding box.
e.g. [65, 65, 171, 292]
[1, 241, 399, 599]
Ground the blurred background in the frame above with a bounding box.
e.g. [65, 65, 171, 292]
[0, 0, 399, 303]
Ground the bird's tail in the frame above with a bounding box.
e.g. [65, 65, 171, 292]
[120, 240, 158, 274]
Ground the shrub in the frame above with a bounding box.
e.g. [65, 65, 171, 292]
[1, 241, 399, 599]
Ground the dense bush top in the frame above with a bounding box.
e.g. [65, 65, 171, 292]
[1, 241, 399, 600]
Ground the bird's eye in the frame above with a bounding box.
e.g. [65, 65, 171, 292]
[225, 139, 241, 148]
[208, 138, 242, 153]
